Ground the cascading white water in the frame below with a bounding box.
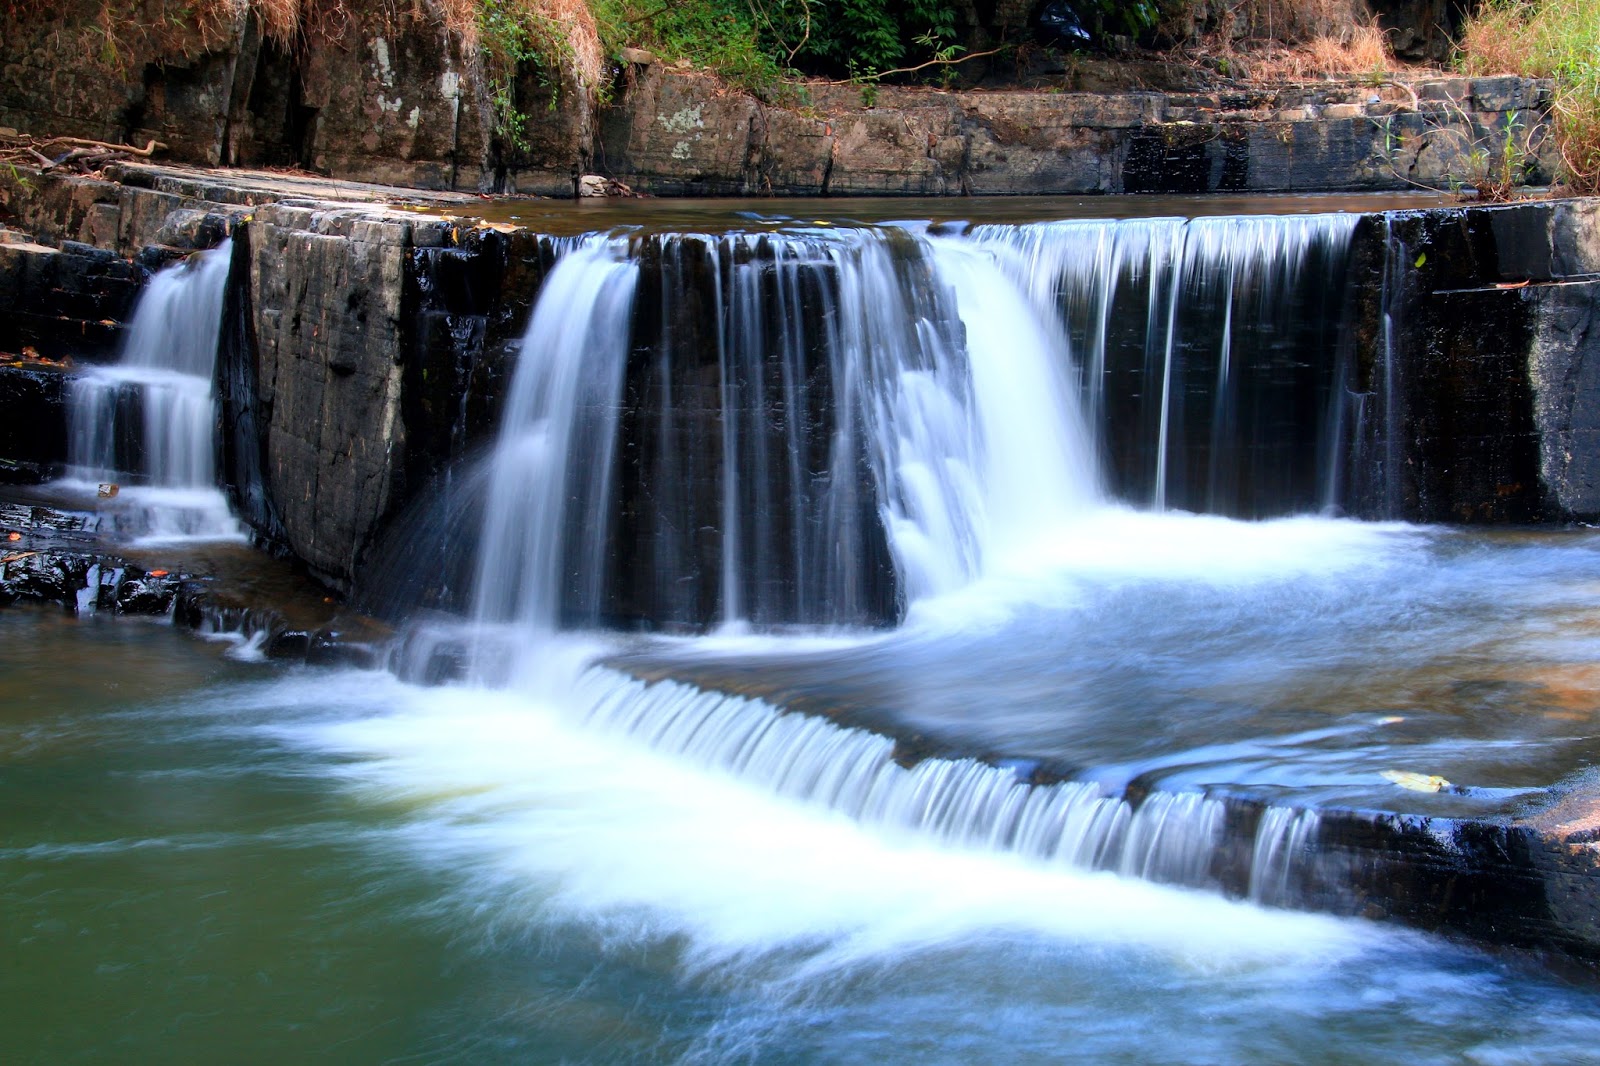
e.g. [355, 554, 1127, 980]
[464, 225, 1106, 629]
[924, 236, 1102, 575]
[471, 238, 638, 630]
[553, 662, 1326, 894]
[65, 241, 241, 541]
[434, 210, 1366, 909]
[974, 214, 1358, 513]
[1251, 806, 1321, 906]
[822, 229, 994, 601]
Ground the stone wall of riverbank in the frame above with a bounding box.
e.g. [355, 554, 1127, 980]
[601, 66, 1557, 197]
[0, 4, 1559, 198]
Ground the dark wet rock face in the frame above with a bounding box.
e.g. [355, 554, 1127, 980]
[0, 550, 92, 607]
[1529, 203, 1600, 517]
[0, 365, 68, 484]
[401, 226, 564, 486]
[1342, 201, 1600, 523]
[222, 205, 562, 592]
[0, 241, 145, 362]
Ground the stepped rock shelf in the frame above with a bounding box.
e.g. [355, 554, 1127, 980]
[5, 163, 1600, 977]
[0, 0, 1558, 199]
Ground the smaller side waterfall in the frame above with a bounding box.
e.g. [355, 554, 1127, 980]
[1348, 216, 1412, 519]
[1250, 806, 1321, 906]
[65, 241, 241, 541]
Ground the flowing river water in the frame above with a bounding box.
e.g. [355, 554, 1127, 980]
[8, 599, 1600, 1063]
[7, 194, 1600, 1062]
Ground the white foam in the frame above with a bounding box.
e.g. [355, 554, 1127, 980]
[260, 667, 1372, 979]
[907, 508, 1429, 631]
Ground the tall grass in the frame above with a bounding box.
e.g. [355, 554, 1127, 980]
[1460, 0, 1600, 192]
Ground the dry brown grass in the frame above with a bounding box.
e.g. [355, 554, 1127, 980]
[1247, 19, 1394, 80]
[1168, 0, 1370, 47]
[1184, 15, 1397, 84]
[540, 0, 606, 91]
[1165, 0, 1410, 84]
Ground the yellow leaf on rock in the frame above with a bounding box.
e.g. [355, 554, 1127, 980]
[1381, 769, 1451, 793]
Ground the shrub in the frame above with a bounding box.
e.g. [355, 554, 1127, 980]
[1460, 0, 1600, 193]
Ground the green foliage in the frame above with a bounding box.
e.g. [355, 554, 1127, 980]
[571, 0, 1191, 101]
[585, 0, 969, 100]
[591, 0, 797, 100]
[477, 0, 581, 152]
[1460, 0, 1600, 193]
[781, 0, 961, 77]
[1094, 0, 1161, 38]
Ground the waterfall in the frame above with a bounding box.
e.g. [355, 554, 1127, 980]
[1347, 215, 1412, 519]
[974, 214, 1358, 516]
[383, 207, 1378, 917]
[467, 224, 1108, 631]
[459, 211, 1364, 630]
[925, 236, 1101, 575]
[1250, 806, 1321, 906]
[471, 238, 638, 631]
[65, 241, 241, 542]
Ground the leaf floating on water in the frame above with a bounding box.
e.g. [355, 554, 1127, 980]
[1378, 715, 1406, 725]
[1414, 252, 1427, 268]
[1381, 769, 1451, 793]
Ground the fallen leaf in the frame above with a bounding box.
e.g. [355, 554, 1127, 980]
[1381, 769, 1451, 793]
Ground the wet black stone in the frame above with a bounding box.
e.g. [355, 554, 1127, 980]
[0, 243, 144, 363]
[0, 366, 69, 484]
[265, 628, 312, 659]
[217, 227, 289, 547]
[114, 573, 177, 615]
[1342, 207, 1556, 523]
[0, 551, 91, 607]
[1123, 124, 1214, 195]
[306, 627, 381, 669]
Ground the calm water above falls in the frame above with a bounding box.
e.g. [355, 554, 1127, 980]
[6, 608, 1600, 1064]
